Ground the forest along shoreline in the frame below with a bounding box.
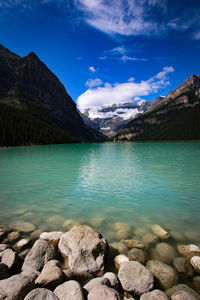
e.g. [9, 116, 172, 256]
[0, 222, 200, 299]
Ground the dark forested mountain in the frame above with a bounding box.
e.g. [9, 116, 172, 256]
[114, 74, 200, 141]
[0, 45, 105, 146]
[81, 97, 164, 137]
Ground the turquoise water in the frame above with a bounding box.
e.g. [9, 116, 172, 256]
[0, 142, 200, 243]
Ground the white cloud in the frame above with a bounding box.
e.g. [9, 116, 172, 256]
[121, 55, 147, 63]
[154, 66, 174, 80]
[128, 77, 135, 82]
[74, 0, 162, 36]
[110, 46, 127, 55]
[85, 78, 103, 88]
[89, 66, 96, 73]
[77, 66, 174, 111]
[193, 31, 200, 40]
[99, 56, 107, 60]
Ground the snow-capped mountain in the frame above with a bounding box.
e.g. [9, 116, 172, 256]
[81, 97, 164, 136]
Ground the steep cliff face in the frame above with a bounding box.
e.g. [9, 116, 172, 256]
[0, 45, 105, 145]
[115, 74, 200, 141]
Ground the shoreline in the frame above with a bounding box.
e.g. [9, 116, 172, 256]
[0, 222, 200, 299]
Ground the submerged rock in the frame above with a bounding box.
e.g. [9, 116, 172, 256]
[58, 225, 108, 275]
[165, 284, 200, 300]
[173, 257, 194, 277]
[177, 244, 200, 259]
[118, 261, 154, 296]
[110, 242, 128, 254]
[24, 288, 58, 300]
[54, 280, 84, 300]
[113, 222, 131, 232]
[155, 243, 178, 264]
[127, 248, 147, 265]
[151, 224, 170, 239]
[40, 231, 63, 246]
[146, 260, 178, 289]
[0, 271, 39, 300]
[142, 233, 158, 247]
[116, 229, 131, 240]
[114, 254, 129, 270]
[7, 231, 20, 242]
[63, 219, 80, 231]
[88, 285, 120, 300]
[125, 239, 145, 249]
[140, 289, 169, 300]
[30, 229, 43, 240]
[46, 215, 66, 230]
[9, 221, 36, 232]
[35, 260, 63, 290]
[22, 239, 55, 272]
[190, 256, 200, 273]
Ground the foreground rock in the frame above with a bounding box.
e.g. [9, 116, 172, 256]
[14, 238, 31, 252]
[0, 271, 39, 300]
[171, 290, 197, 300]
[84, 276, 110, 293]
[62, 269, 94, 286]
[146, 260, 178, 289]
[190, 256, 200, 273]
[0, 262, 9, 280]
[193, 276, 200, 294]
[140, 289, 169, 299]
[35, 260, 63, 289]
[103, 272, 119, 289]
[58, 225, 108, 275]
[165, 284, 200, 300]
[9, 221, 36, 232]
[22, 239, 55, 272]
[24, 288, 58, 300]
[40, 232, 63, 246]
[1, 248, 19, 271]
[173, 257, 194, 277]
[54, 280, 84, 300]
[118, 261, 154, 296]
[177, 244, 200, 259]
[114, 254, 129, 270]
[151, 224, 170, 239]
[88, 285, 120, 300]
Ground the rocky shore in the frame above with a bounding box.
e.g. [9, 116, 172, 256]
[0, 222, 200, 300]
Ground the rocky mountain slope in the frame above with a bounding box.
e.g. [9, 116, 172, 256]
[114, 74, 200, 141]
[81, 97, 164, 137]
[0, 45, 105, 146]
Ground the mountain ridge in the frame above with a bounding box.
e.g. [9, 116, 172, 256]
[0, 44, 105, 146]
[114, 73, 200, 141]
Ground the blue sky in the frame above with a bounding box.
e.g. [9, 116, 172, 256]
[1, 0, 200, 111]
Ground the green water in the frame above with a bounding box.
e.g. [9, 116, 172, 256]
[0, 142, 200, 243]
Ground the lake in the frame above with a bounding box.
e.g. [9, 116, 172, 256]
[0, 142, 200, 245]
